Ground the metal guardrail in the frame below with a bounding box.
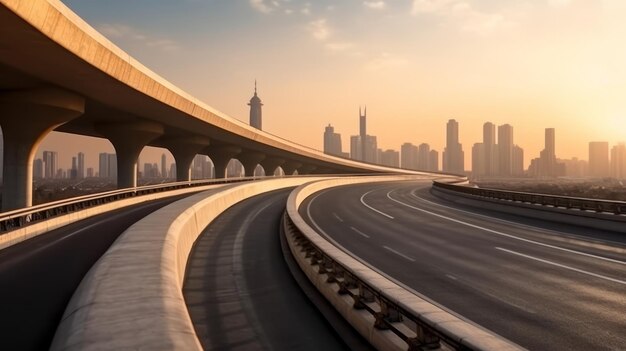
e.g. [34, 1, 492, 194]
[433, 180, 626, 215]
[0, 177, 255, 233]
[284, 213, 511, 350]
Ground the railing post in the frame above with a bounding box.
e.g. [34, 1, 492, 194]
[374, 300, 402, 329]
[407, 324, 441, 351]
[353, 283, 375, 310]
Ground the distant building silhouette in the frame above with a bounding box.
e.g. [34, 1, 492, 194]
[561, 157, 588, 178]
[443, 119, 464, 174]
[472, 143, 484, 179]
[512, 145, 524, 176]
[33, 158, 43, 179]
[532, 128, 563, 177]
[71, 156, 78, 179]
[323, 124, 344, 157]
[428, 150, 439, 172]
[161, 153, 167, 179]
[401, 142, 418, 170]
[380, 149, 400, 167]
[497, 124, 513, 177]
[417, 143, 430, 170]
[248, 81, 263, 129]
[350, 107, 377, 163]
[611, 143, 626, 179]
[360, 106, 366, 159]
[77, 152, 85, 179]
[482, 122, 496, 176]
[43, 151, 58, 179]
[589, 141, 610, 178]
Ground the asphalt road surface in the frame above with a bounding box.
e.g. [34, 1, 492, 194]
[301, 180, 626, 351]
[184, 188, 373, 351]
[0, 193, 193, 350]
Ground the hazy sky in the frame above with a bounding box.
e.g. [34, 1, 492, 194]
[38, 0, 626, 171]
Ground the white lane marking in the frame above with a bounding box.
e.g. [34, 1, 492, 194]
[412, 189, 626, 249]
[495, 247, 626, 286]
[383, 245, 416, 262]
[333, 212, 344, 222]
[445, 274, 458, 280]
[388, 190, 626, 267]
[350, 226, 370, 238]
[361, 190, 395, 219]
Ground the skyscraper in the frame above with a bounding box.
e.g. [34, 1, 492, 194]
[71, 156, 78, 179]
[43, 151, 58, 179]
[512, 145, 524, 176]
[99, 153, 109, 178]
[323, 124, 343, 156]
[589, 142, 610, 178]
[108, 154, 117, 180]
[33, 158, 43, 179]
[248, 81, 263, 129]
[380, 149, 400, 167]
[77, 152, 85, 179]
[497, 124, 514, 177]
[428, 150, 439, 172]
[350, 107, 377, 163]
[443, 119, 464, 174]
[401, 143, 418, 170]
[536, 128, 561, 177]
[611, 143, 626, 179]
[161, 153, 167, 179]
[472, 143, 484, 179]
[417, 143, 430, 170]
[360, 106, 366, 159]
[482, 122, 496, 176]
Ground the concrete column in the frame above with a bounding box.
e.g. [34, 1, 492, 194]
[96, 122, 163, 188]
[162, 136, 210, 182]
[298, 164, 317, 175]
[260, 158, 285, 177]
[281, 161, 302, 176]
[0, 88, 85, 211]
[237, 152, 266, 177]
[205, 146, 241, 178]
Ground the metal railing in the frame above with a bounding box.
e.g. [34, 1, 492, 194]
[283, 213, 518, 351]
[433, 181, 626, 215]
[0, 177, 255, 233]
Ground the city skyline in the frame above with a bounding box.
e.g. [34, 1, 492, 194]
[31, 0, 626, 171]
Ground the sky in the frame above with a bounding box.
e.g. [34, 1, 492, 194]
[37, 0, 626, 171]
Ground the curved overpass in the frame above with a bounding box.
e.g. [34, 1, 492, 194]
[301, 180, 626, 350]
[0, 0, 428, 211]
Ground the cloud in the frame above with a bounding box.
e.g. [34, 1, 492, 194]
[411, 0, 515, 35]
[548, 0, 571, 8]
[250, 0, 273, 13]
[325, 41, 355, 52]
[308, 19, 331, 41]
[97, 23, 180, 51]
[364, 1, 386, 10]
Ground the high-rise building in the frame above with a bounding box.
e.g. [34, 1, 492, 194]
[77, 152, 85, 179]
[360, 106, 367, 159]
[533, 128, 562, 177]
[428, 150, 439, 172]
[512, 145, 524, 176]
[323, 124, 343, 156]
[497, 124, 513, 177]
[380, 149, 400, 167]
[86, 167, 94, 178]
[417, 143, 430, 170]
[350, 135, 362, 161]
[108, 154, 117, 180]
[161, 153, 167, 179]
[472, 143, 484, 179]
[611, 143, 626, 179]
[99, 153, 108, 178]
[350, 108, 377, 163]
[482, 122, 496, 176]
[589, 141, 610, 178]
[443, 119, 464, 173]
[33, 158, 43, 179]
[401, 143, 418, 170]
[561, 157, 588, 178]
[248, 81, 263, 129]
[71, 156, 78, 179]
[43, 151, 58, 179]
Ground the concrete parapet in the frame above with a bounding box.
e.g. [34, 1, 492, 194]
[50, 177, 326, 350]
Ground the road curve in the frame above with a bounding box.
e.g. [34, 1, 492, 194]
[301, 180, 626, 351]
[184, 188, 373, 351]
[0, 193, 194, 351]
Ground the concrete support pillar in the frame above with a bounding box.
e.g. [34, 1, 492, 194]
[162, 136, 210, 182]
[0, 88, 85, 211]
[298, 164, 317, 175]
[260, 158, 285, 177]
[281, 161, 302, 176]
[96, 122, 163, 188]
[205, 146, 241, 178]
[238, 152, 266, 177]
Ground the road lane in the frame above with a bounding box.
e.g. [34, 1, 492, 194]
[301, 180, 626, 351]
[184, 189, 372, 351]
[0, 193, 194, 351]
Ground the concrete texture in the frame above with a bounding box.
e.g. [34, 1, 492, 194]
[50, 177, 326, 350]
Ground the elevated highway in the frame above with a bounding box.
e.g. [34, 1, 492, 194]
[0, 0, 422, 212]
[301, 180, 626, 350]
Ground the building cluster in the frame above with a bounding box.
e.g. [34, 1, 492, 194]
[472, 122, 524, 179]
[323, 108, 441, 170]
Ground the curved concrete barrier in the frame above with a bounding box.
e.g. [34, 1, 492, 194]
[50, 177, 326, 350]
[285, 176, 524, 351]
[432, 183, 626, 234]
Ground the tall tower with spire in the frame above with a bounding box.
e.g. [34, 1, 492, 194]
[359, 106, 366, 160]
[248, 80, 263, 130]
